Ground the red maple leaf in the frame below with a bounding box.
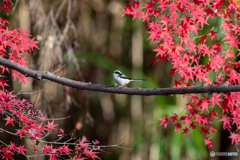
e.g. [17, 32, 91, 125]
[15, 128, 26, 139]
[197, 35, 207, 43]
[181, 116, 191, 126]
[131, 8, 141, 20]
[4, 116, 14, 126]
[170, 113, 178, 123]
[209, 126, 217, 133]
[2, 2, 12, 14]
[37, 123, 47, 133]
[199, 127, 210, 136]
[83, 149, 100, 160]
[169, 68, 176, 77]
[196, 16, 209, 28]
[158, 0, 168, 12]
[226, 36, 240, 49]
[204, 138, 213, 148]
[47, 121, 57, 130]
[173, 122, 181, 133]
[41, 144, 53, 154]
[141, 13, 150, 22]
[68, 154, 86, 160]
[0, 78, 8, 89]
[194, 114, 203, 125]
[210, 93, 223, 107]
[20, 28, 30, 38]
[187, 40, 196, 53]
[183, 127, 189, 134]
[225, 50, 235, 60]
[204, 8, 215, 19]
[220, 20, 232, 31]
[58, 145, 72, 154]
[219, 114, 231, 128]
[232, 116, 240, 126]
[121, 4, 133, 17]
[2, 147, 13, 160]
[229, 132, 240, 144]
[207, 30, 218, 40]
[159, 116, 169, 128]
[7, 142, 17, 151]
[231, 24, 240, 35]
[157, 55, 167, 65]
[16, 145, 27, 154]
[148, 59, 157, 66]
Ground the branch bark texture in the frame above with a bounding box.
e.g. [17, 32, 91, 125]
[0, 57, 238, 96]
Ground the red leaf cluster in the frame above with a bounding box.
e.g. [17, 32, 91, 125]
[0, 1, 101, 160]
[122, 0, 240, 148]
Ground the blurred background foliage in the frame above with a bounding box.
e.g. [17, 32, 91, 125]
[0, 0, 236, 159]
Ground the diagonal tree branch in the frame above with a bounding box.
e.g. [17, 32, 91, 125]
[0, 57, 239, 95]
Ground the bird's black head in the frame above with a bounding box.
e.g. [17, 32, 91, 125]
[113, 70, 122, 75]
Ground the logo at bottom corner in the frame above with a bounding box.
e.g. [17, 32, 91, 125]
[210, 151, 215, 157]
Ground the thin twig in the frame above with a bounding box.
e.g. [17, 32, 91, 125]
[0, 127, 131, 149]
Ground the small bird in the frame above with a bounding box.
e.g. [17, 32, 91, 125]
[113, 70, 147, 87]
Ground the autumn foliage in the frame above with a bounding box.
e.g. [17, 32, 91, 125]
[0, 1, 100, 160]
[1, 0, 240, 159]
[122, 0, 240, 148]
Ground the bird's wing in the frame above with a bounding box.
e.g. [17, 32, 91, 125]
[120, 74, 131, 79]
[131, 79, 148, 81]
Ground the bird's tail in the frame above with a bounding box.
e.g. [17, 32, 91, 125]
[130, 79, 147, 81]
